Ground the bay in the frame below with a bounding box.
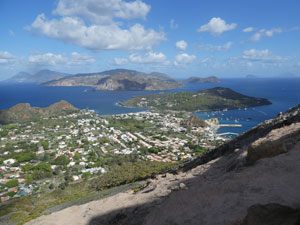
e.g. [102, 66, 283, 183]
[0, 78, 300, 135]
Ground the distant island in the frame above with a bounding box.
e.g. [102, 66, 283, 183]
[0, 100, 78, 124]
[120, 87, 271, 112]
[3, 70, 71, 84]
[42, 69, 183, 91]
[2, 69, 224, 91]
[245, 74, 258, 79]
[182, 76, 221, 84]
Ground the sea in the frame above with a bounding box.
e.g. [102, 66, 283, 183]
[0, 78, 300, 135]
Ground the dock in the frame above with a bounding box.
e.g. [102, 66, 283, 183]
[217, 132, 239, 136]
[219, 124, 242, 127]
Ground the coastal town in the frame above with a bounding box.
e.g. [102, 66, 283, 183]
[0, 109, 227, 203]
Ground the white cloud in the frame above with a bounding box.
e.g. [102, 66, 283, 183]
[197, 17, 237, 35]
[0, 51, 16, 65]
[240, 49, 290, 63]
[29, 53, 67, 66]
[53, 0, 150, 24]
[249, 28, 283, 42]
[114, 57, 128, 65]
[28, 52, 95, 66]
[176, 40, 187, 50]
[174, 53, 196, 66]
[8, 30, 15, 37]
[27, 0, 165, 51]
[128, 51, 168, 64]
[199, 56, 213, 64]
[198, 41, 233, 51]
[170, 19, 178, 29]
[243, 27, 254, 32]
[69, 52, 95, 65]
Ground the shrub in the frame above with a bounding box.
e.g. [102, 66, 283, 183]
[5, 179, 19, 188]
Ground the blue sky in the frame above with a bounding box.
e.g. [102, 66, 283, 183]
[1, 0, 300, 79]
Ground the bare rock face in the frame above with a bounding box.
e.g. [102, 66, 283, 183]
[182, 116, 208, 128]
[247, 122, 300, 164]
[241, 203, 300, 225]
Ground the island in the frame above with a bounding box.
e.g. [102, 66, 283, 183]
[182, 76, 221, 84]
[42, 69, 183, 91]
[120, 87, 271, 112]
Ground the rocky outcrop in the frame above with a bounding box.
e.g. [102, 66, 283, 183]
[247, 122, 300, 164]
[241, 204, 300, 225]
[182, 116, 208, 128]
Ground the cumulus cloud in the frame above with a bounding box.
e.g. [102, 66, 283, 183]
[170, 19, 178, 29]
[243, 27, 254, 32]
[236, 49, 290, 64]
[69, 52, 95, 65]
[249, 28, 283, 42]
[197, 17, 237, 35]
[29, 53, 67, 66]
[0, 51, 16, 65]
[176, 40, 187, 50]
[198, 41, 233, 51]
[53, 0, 151, 24]
[174, 53, 196, 66]
[27, 0, 165, 51]
[114, 57, 129, 65]
[114, 51, 169, 65]
[28, 52, 95, 66]
[128, 51, 168, 64]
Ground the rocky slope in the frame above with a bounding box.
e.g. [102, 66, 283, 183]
[0, 100, 79, 124]
[43, 69, 183, 91]
[26, 104, 300, 225]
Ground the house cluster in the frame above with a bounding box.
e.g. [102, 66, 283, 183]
[0, 110, 223, 202]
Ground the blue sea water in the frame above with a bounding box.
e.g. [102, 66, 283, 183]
[0, 78, 299, 134]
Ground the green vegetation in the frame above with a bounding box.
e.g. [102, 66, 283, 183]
[107, 118, 153, 131]
[120, 87, 271, 112]
[5, 179, 19, 188]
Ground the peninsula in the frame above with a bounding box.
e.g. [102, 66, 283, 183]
[120, 87, 271, 112]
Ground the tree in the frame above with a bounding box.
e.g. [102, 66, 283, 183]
[5, 179, 19, 188]
[82, 171, 91, 180]
[25, 175, 33, 186]
[32, 163, 53, 180]
[41, 141, 49, 150]
[73, 152, 82, 160]
[0, 130, 8, 137]
[53, 155, 70, 166]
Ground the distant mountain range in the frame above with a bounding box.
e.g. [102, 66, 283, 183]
[182, 76, 221, 84]
[3, 69, 222, 91]
[3, 69, 71, 84]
